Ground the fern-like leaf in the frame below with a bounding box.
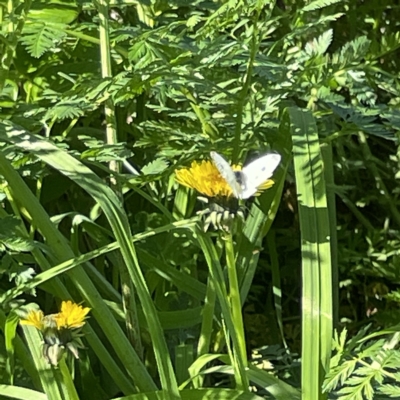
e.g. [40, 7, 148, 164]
[332, 36, 371, 67]
[302, 0, 343, 12]
[305, 29, 333, 57]
[44, 97, 91, 121]
[378, 384, 400, 397]
[21, 22, 66, 58]
[142, 159, 169, 175]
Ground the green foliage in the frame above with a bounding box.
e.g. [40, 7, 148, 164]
[0, 0, 400, 399]
[21, 22, 67, 58]
[324, 329, 400, 400]
[0, 217, 36, 291]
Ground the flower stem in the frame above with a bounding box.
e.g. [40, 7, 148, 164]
[224, 233, 248, 372]
[58, 357, 79, 400]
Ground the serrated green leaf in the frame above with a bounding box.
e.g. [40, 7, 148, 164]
[21, 22, 67, 58]
[141, 159, 169, 175]
[302, 0, 343, 12]
[305, 29, 333, 56]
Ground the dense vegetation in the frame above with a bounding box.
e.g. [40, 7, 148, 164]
[1, 0, 400, 399]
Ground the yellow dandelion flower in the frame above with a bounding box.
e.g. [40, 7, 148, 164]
[20, 310, 45, 330]
[175, 160, 238, 198]
[54, 301, 91, 329]
[20, 302, 90, 366]
[175, 159, 275, 198]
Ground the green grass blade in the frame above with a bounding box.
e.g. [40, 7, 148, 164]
[4, 312, 19, 385]
[225, 233, 247, 368]
[287, 107, 332, 399]
[172, 186, 190, 220]
[0, 385, 47, 400]
[237, 176, 286, 304]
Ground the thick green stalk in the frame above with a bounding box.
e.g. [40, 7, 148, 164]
[96, 0, 120, 184]
[58, 358, 79, 400]
[95, 0, 143, 359]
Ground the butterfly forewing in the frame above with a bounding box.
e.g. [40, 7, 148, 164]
[210, 151, 241, 197]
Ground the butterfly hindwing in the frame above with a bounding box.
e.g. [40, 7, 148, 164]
[240, 153, 281, 199]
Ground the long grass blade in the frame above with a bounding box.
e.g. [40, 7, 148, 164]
[288, 107, 332, 399]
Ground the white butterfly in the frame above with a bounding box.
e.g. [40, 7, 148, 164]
[210, 151, 281, 199]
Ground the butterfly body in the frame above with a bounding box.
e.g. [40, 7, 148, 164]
[210, 151, 281, 199]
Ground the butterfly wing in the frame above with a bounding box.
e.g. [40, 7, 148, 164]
[240, 153, 281, 199]
[210, 151, 241, 198]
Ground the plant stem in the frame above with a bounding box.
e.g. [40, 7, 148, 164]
[58, 357, 79, 400]
[194, 278, 216, 388]
[95, 0, 143, 361]
[225, 233, 247, 367]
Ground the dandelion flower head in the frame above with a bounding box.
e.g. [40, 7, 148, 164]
[175, 159, 240, 198]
